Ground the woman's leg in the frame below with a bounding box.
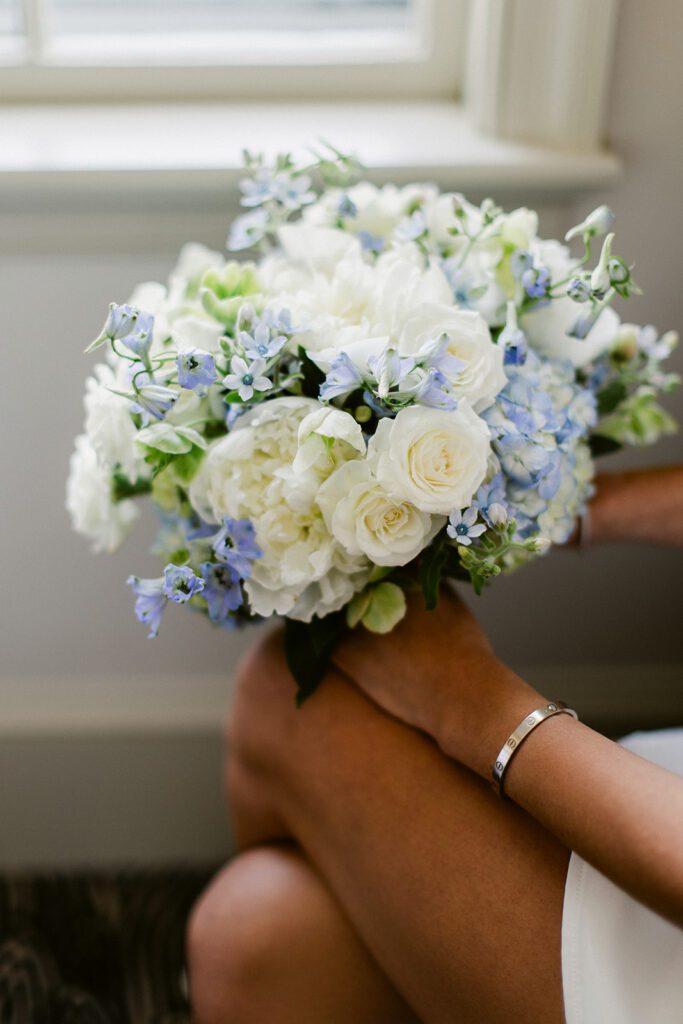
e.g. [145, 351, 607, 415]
[195, 629, 571, 1023]
[188, 843, 419, 1024]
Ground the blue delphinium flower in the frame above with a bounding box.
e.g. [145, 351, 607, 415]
[474, 474, 508, 527]
[101, 303, 155, 360]
[320, 352, 364, 401]
[522, 265, 551, 299]
[127, 575, 167, 638]
[200, 562, 244, 624]
[213, 518, 262, 579]
[177, 349, 217, 395]
[510, 250, 534, 279]
[357, 230, 385, 254]
[567, 277, 592, 303]
[412, 368, 458, 410]
[240, 322, 286, 361]
[262, 307, 301, 336]
[417, 334, 464, 380]
[223, 355, 273, 402]
[162, 564, 205, 603]
[228, 209, 269, 251]
[447, 507, 487, 546]
[499, 303, 528, 366]
[131, 383, 178, 422]
[367, 347, 415, 399]
[337, 194, 358, 218]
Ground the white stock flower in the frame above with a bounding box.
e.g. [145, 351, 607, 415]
[318, 460, 439, 566]
[398, 302, 506, 411]
[369, 403, 491, 515]
[522, 239, 620, 367]
[188, 397, 369, 622]
[83, 363, 143, 481]
[66, 434, 138, 553]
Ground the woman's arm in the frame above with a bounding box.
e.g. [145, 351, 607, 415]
[333, 590, 683, 929]
[587, 465, 683, 546]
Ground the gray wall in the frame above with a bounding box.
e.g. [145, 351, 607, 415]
[0, 0, 681, 865]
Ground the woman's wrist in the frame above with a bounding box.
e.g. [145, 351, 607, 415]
[432, 655, 548, 781]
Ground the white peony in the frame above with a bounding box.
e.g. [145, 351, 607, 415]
[369, 403, 491, 515]
[522, 239, 620, 367]
[398, 301, 506, 412]
[318, 460, 440, 567]
[83, 363, 144, 481]
[189, 397, 369, 621]
[66, 434, 138, 553]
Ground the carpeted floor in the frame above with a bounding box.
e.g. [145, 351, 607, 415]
[0, 870, 214, 1023]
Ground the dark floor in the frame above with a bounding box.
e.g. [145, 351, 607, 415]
[0, 870, 214, 1024]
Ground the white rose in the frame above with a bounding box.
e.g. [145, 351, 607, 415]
[398, 301, 506, 412]
[369, 403, 491, 515]
[522, 239, 620, 367]
[84, 363, 143, 481]
[66, 434, 138, 553]
[318, 460, 440, 566]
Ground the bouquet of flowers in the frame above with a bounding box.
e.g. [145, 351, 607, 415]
[67, 145, 678, 701]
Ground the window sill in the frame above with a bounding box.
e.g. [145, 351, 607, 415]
[1, 100, 620, 194]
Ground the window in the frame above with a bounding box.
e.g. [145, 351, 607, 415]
[0, 0, 468, 101]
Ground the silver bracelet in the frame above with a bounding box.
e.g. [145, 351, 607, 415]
[491, 702, 579, 797]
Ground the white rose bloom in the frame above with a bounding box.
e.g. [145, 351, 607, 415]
[398, 301, 507, 412]
[369, 403, 491, 515]
[84, 363, 144, 481]
[303, 182, 438, 243]
[522, 239, 620, 367]
[318, 460, 440, 566]
[171, 314, 224, 355]
[189, 397, 369, 622]
[66, 434, 138, 553]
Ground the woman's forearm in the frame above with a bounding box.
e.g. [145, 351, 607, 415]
[590, 466, 683, 546]
[437, 663, 683, 928]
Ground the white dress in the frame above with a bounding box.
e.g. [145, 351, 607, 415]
[561, 728, 683, 1024]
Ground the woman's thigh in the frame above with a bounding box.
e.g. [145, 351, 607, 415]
[228, 632, 570, 1024]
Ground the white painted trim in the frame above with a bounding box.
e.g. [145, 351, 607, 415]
[0, 101, 621, 195]
[466, 0, 620, 149]
[0, 0, 466, 102]
[2, 664, 681, 737]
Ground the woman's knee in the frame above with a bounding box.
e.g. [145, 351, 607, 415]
[187, 846, 296, 1024]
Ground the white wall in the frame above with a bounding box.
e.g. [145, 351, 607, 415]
[0, 0, 681, 866]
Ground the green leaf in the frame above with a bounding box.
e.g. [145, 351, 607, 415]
[111, 473, 152, 503]
[346, 589, 372, 629]
[589, 433, 623, 457]
[297, 346, 327, 398]
[284, 611, 346, 707]
[597, 379, 627, 416]
[137, 423, 196, 455]
[361, 582, 407, 634]
[419, 533, 449, 611]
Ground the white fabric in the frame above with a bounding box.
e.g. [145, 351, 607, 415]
[562, 728, 683, 1024]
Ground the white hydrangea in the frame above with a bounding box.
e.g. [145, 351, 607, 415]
[83, 362, 144, 481]
[66, 434, 138, 553]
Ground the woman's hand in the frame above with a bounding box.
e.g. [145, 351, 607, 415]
[585, 466, 683, 546]
[333, 586, 545, 779]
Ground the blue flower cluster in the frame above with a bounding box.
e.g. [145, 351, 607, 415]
[128, 517, 262, 637]
[482, 350, 598, 545]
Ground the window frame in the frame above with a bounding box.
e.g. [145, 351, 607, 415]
[0, 0, 468, 101]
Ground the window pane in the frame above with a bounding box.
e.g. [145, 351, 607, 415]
[0, 0, 21, 37]
[47, 0, 411, 37]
